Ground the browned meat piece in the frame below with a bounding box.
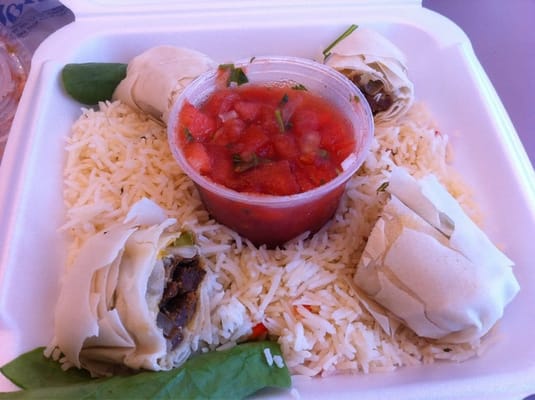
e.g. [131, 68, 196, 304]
[158, 256, 206, 350]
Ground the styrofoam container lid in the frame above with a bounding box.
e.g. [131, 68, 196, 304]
[0, 1, 534, 399]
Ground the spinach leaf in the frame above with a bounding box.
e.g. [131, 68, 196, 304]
[0, 341, 291, 399]
[61, 63, 127, 105]
[0, 348, 91, 389]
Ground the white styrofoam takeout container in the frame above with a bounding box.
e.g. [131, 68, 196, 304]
[0, 1, 534, 398]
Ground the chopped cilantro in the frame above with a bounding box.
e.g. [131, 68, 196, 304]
[184, 127, 194, 143]
[291, 83, 308, 91]
[376, 181, 389, 193]
[322, 24, 359, 59]
[274, 109, 285, 132]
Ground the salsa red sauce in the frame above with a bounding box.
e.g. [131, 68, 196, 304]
[176, 84, 355, 196]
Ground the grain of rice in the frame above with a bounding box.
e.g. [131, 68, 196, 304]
[215, 341, 235, 351]
[257, 271, 283, 319]
[273, 355, 285, 368]
[264, 348, 274, 366]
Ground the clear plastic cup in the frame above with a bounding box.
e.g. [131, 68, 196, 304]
[0, 28, 30, 159]
[168, 56, 373, 247]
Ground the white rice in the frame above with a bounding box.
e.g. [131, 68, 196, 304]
[61, 100, 488, 377]
[274, 355, 285, 368]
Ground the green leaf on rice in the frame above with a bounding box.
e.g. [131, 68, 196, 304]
[0, 348, 91, 390]
[61, 63, 127, 105]
[0, 341, 291, 399]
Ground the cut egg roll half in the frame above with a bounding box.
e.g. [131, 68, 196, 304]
[354, 167, 519, 343]
[324, 27, 414, 124]
[113, 46, 216, 124]
[48, 198, 209, 376]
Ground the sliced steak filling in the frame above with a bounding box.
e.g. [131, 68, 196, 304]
[343, 69, 394, 115]
[157, 256, 206, 350]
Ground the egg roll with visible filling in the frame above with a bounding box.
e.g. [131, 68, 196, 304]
[113, 46, 216, 124]
[324, 27, 414, 124]
[47, 198, 210, 376]
[354, 167, 519, 343]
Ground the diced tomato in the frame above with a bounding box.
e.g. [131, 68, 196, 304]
[231, 125, 270, 159]
[320, 119, 355, 163]
[240, 160, 300, 195]
[203, 88, 240, 115]
[299, 158, 337, 187]
[272, 133, 300, 160]
[291, 109, 319, 134]
[257, 142, 276, 159]
[293, 167, 315, 192]
[234, 101, 261, 122]
[239, 85, 276, 103]
[183, 142, 211, 174]
[314, 109, 333, 126]
[256, 104, 281, 134]
[212, 118, 246, 146]
[179, 101, 217, 142]
[214, 67, 231, 90]
[204, 144, 237, 187]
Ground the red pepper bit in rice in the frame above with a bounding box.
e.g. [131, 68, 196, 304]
[293, 304, 320, 315]
[250, 322, 268, 341]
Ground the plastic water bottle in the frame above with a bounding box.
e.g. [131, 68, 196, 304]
[0, 0, 74, 159]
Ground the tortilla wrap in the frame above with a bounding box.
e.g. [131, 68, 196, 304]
[48, 198, 209, 376]
[324, 27, 414, 124]
[113, 46, 216, 124]
[354, 167, 519, 343]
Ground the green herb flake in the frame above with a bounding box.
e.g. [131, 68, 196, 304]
[318, 149, 329, 159]
[291, 83, 308, 91]
[279, 93, 289, 106]
[231, 67, 249, 85]
[274, 109, 285, 133]
[353, 95, 360, 103]
[322, 24, 359, 59]
[376, 181, 389, 193]
[183, 127, 194, 143]
[172, 231, 195, 247]
[218, 64, 249, 87]
[222, 64, 249, 86]
[233, 154, 262, 173]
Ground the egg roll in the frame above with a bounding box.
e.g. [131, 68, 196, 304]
[113, 46, 216, 124]
[48, 198, 209, 376]
[354, 167, 519, 343]
[324, 27, 414, 124]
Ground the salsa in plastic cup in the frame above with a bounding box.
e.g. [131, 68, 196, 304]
[168, 56, 373, 247]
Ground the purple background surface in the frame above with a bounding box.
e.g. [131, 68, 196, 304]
[423, 0, 535, 168]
